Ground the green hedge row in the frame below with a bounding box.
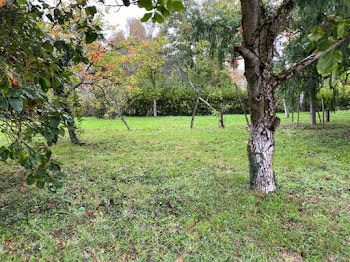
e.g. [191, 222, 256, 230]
[83, 86, 250, 118]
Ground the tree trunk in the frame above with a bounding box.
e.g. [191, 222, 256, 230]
[153, 98, 157, 117]
[326, 109, 330, 122]
[310, 94, 317, 125]
[248, 123, 277, 193]
[190, 84, 203, 129]
[67, 117, 82, 145]
[243, 55, 280, 193]
[297, 94, 300, 127]
[238, 0, 347, 193]
[321, 96, 325, 126]
[219, 105, 225, 128]
[283, 98, 289, 118]
[234, 84, 250, 127]
[317, 111, 322, 124]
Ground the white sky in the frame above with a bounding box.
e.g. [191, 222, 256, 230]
[98, 2, 146, 38]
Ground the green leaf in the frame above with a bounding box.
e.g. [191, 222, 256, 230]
[138, 0, 153, 11]
[317, 50, 342, 75]
[172, 1, 184, 12]
[26, 174, 36, 185]
[36, 179, 45, 189]
[8, 97, 24, 112]
[317, 39, 334, 51]
[7, 88, 21, 98]
[85, 30, 98, 44]
[167, 0, 173, 10]
[0, 95, 8, 109]
[159, 6, 170, 17]
[42, 41, 54, 52]
[337, 22, 350, 37]
[308, 26, 325, 42]
[39, 77, 51, 90]
[140, 12, 153, 22]
[0, 147, 9, 161]
[122, 0, 131, 6]
[85, 6, 97, 17]
[49, 63, 60, 72]
[49, 117, 60, 128]
[154, 13, 164, 23]
[304, 42, 314, 53]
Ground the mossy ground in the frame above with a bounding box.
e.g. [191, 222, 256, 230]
[1, 111, 349, 261]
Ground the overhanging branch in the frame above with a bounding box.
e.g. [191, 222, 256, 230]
[268, 0, 297, 39]
[275, 35, 350, 86]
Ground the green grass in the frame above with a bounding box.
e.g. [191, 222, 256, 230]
[1, 111, 349, 261]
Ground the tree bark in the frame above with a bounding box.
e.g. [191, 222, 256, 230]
[153, 98, 157, 117]
[321, 96, 325, 126]
[283, 98, 289, 118]
[219, 105, 225, 128]
[326, 109, 330, 122]
[67, 117, 82, 145]
[310, 94, 317, 125]
[234, 84, 250, 127]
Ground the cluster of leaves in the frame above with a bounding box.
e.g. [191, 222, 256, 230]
[0, 0, 102, 191]
[139, 0, 184, 23]
[308, 16, 350, 76]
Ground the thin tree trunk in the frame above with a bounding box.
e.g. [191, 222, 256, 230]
[283, 98, 289, 118]
[326, 109, 330, 122]
[219, 104, 225, 128]
[317, 111, 322, 124]
[310, 94, 317, 125]
[153, 98, 157, 117]
[321, 96, 325, 126]
[67, 117, 82, 145]
[100, 85, 131, 131]
[297, 94, 300, 127]
[291, 111, 294, 123]
[234, 84, 250, 127]
[190, 84, 203, 128]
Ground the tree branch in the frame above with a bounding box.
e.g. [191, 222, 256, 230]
[234, 46, 258, 64]
[275, 35, 350, 86]
[178, 66, 216, 112]
[268, 0, 297, 40]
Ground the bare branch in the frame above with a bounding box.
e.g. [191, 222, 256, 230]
[178, 66, 216, 112]
[275, 35, 350, 86]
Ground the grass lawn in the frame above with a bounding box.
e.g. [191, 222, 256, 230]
[0, 111, 349, 261]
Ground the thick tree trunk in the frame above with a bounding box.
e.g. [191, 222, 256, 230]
[283, 98, 289, 118]
[243, 56, 280, 193]
[310, 94, 317, 125]
[248, 124, 277, 193]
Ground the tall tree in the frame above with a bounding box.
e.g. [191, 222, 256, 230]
[236, 0, 350, 193]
